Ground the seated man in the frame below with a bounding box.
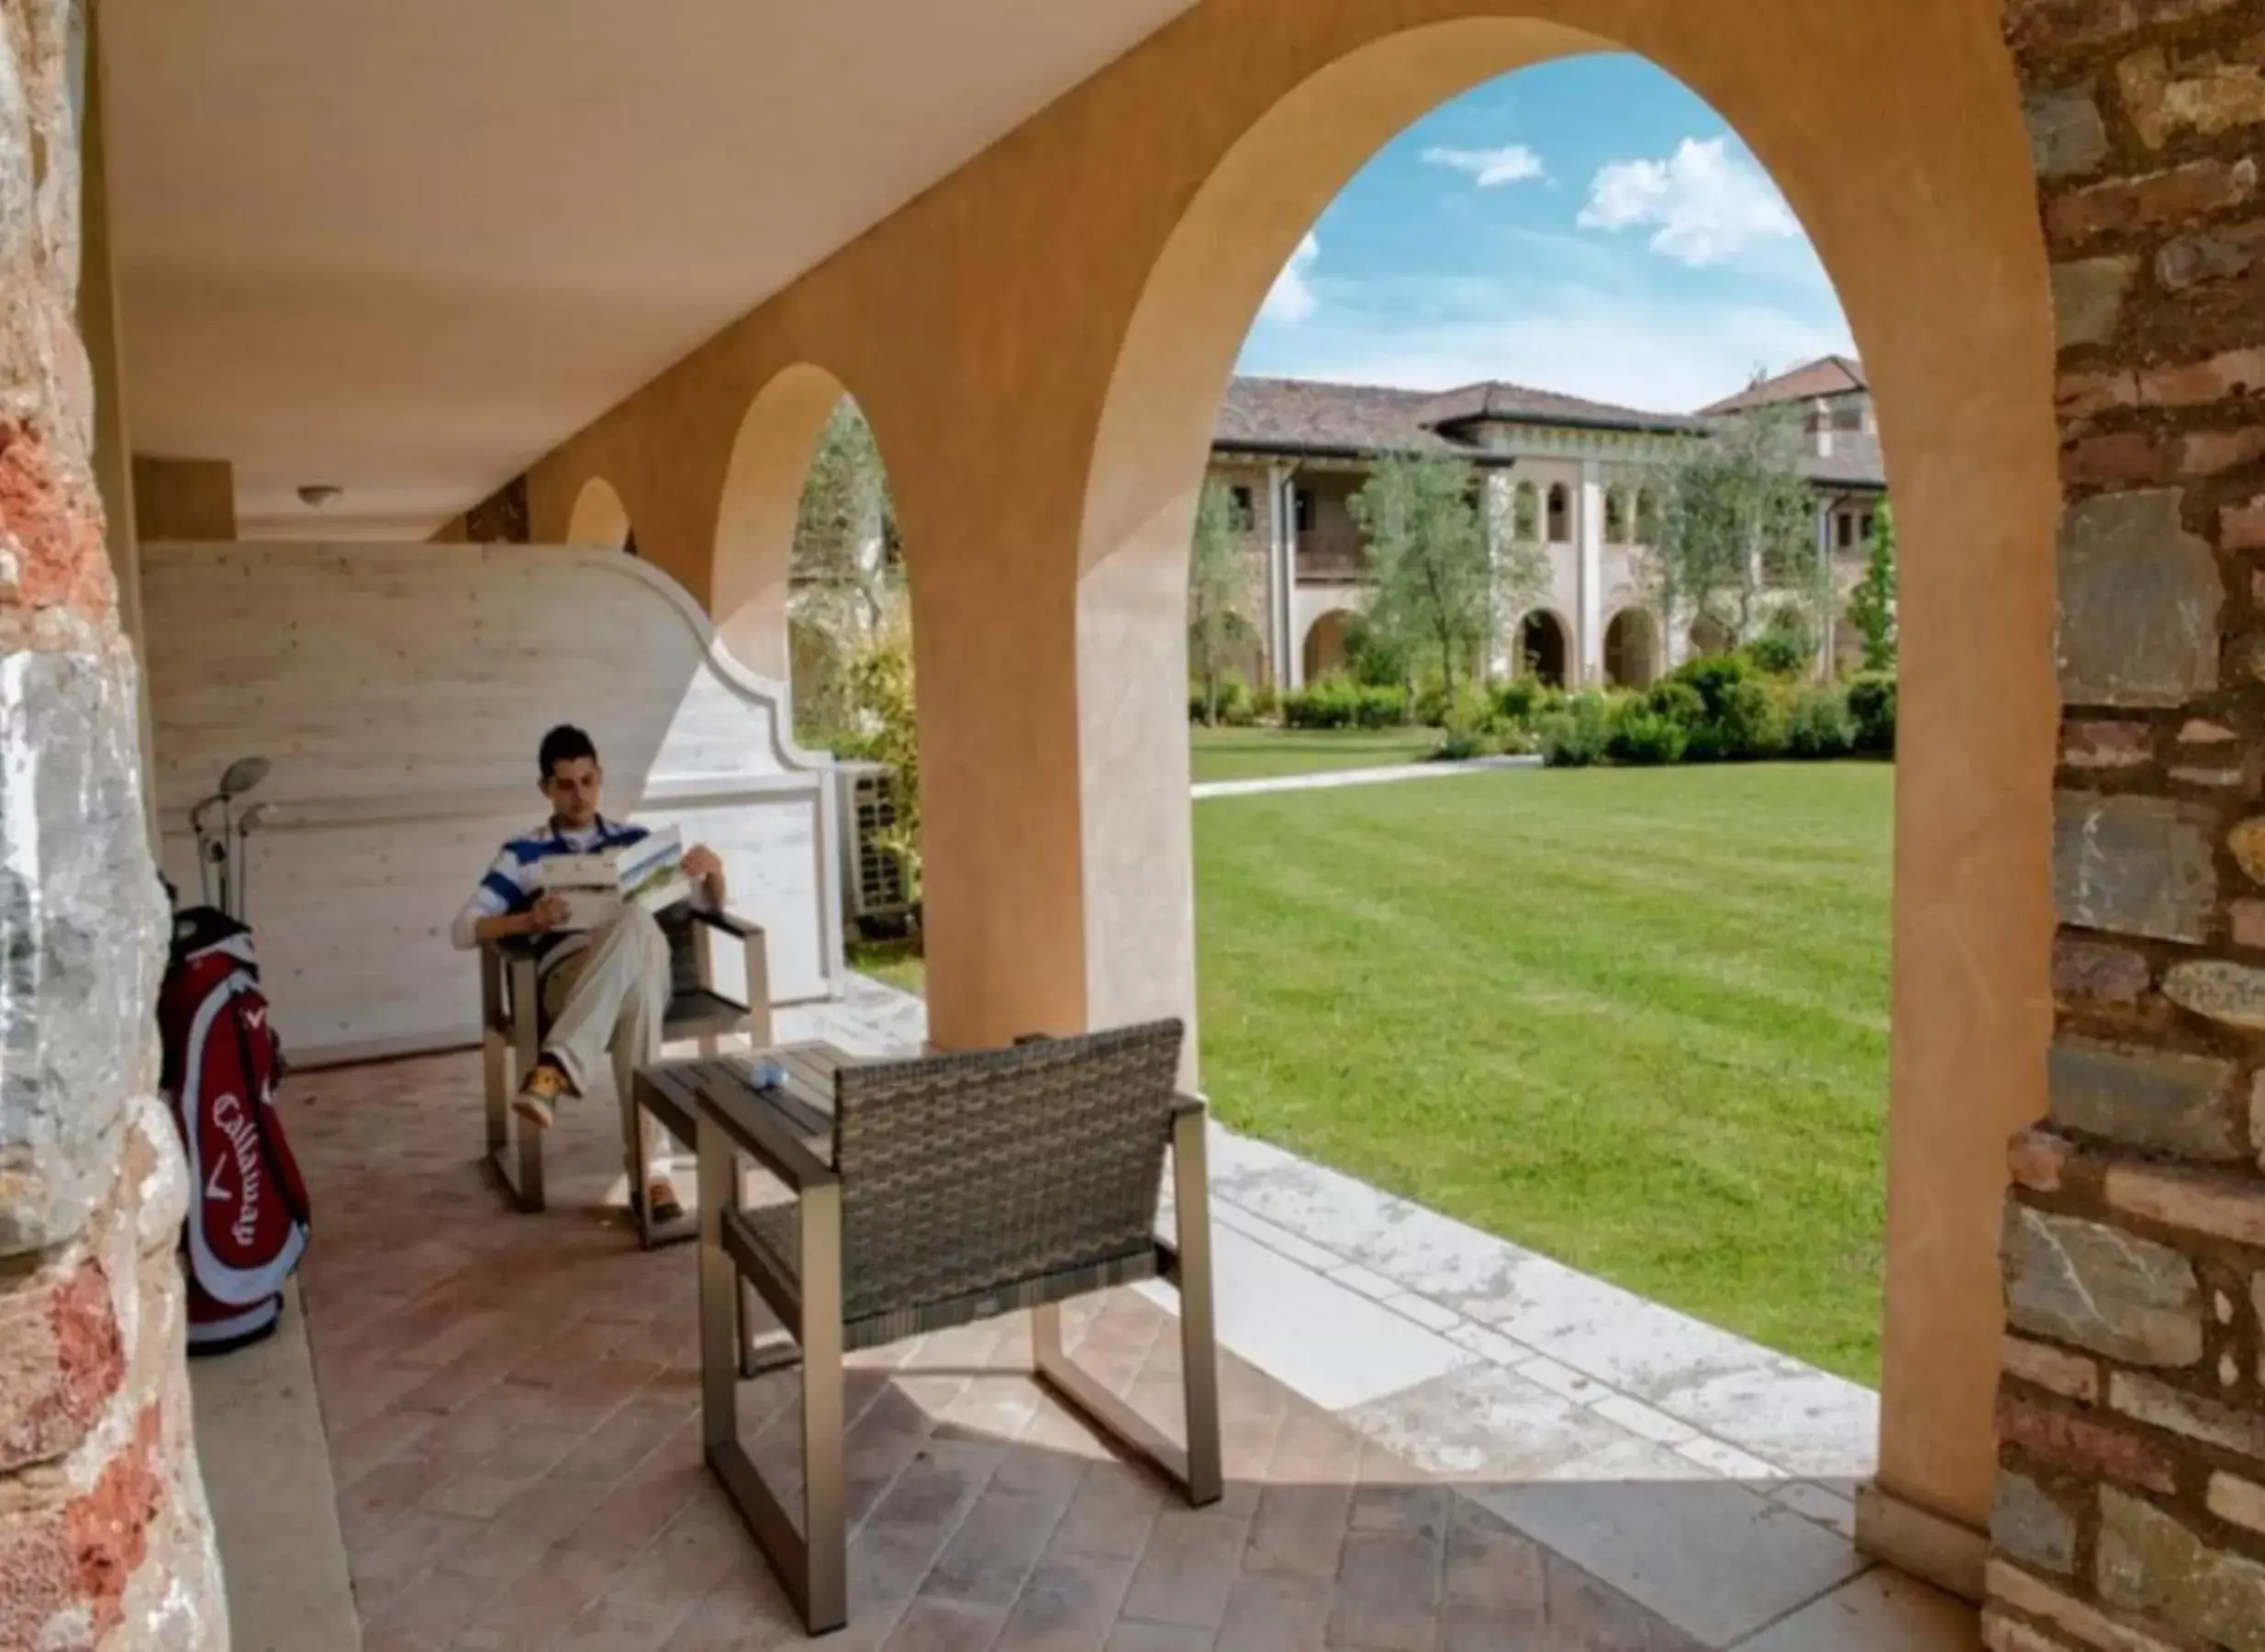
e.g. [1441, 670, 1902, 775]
[451, 723, 726, 1223]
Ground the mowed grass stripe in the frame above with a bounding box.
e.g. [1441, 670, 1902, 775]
[1194, 763, 1891, 1382]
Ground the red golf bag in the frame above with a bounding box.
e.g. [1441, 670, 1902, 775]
[159, 907, 310, 1355]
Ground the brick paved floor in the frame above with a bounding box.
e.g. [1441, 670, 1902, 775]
[282, 1050, 1704, 1650]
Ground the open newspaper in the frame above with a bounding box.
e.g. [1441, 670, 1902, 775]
[532, 825, 693, 932]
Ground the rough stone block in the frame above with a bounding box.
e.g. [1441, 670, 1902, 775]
[2225, 497, 2265, 552]
[2029, 87, 2113, 177]
[2005, 1334, 2103, 1403]
[1992, 1470, 2078, 1574]
[1999, 1392, 2181, 1493]
[2054, 254, 2138, 346]
[2159, 218, 2265, 290]
[0, 647, 167, 1255]
[2105, 1157, 2265, 1246]
[2054, 935, 2153, 1003]
[2119, 42, 2265, 149]
[1986, 1557, 2182, 1652]
[0, 1257, 122, 1473]
[2210, 1472, 2265, 1535]
[2163, 959, 2265, 1029]
[2012, 1127, 2076, 1193]
[2047, 157, 2259, 246]
[2111, 1370, 2265, 1461]
[2180, 426, 2265, 476]
[2054, 792, 2218, 942]
[2006, 0, 2238, 54]
[2063, 720, 2155, 768]
[2049, 1039, 2243, 1159]
[2098, 1485, 2265, 1651]
[2057, 491, 2220, 709]
[2003, 1204, 2203, 1367]
[2234, 900, 2265, 949]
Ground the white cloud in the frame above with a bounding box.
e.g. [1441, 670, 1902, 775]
[1237, 276, 1854, 414]
[1259, 232, 1322, 325]
[1578, 138, 1800, 266]
[1421, 144, 1548, 188]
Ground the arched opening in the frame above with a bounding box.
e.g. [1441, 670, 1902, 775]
[713, 363, 856, 681]
[780, 394, 904, 750]
[1075, 12, 2055, 1557]
[1519, 609, 1570, 687]
[1512, 480, 1541, 541]
[1635, 487, 1661, 546]
[565, 476, 632, 552]
[1604, 608, 1659, 688]
[1603, 486, 1629, 546]
[1302, 607, 1357, 682]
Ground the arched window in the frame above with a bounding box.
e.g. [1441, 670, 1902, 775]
[1512, 481, 1540, 541]
[1635, 488, 1661, 545]
[1545, 484, 1570, 543]
[1519, 611, 1569, 687]
[1604, 486, 1629, 546]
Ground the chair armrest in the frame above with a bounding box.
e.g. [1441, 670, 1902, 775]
[691, 908, 764, 942]
[696, 1081, 838, 1192]
[479, 932, 547, 962]
[1172, 1092, 1208, 1120]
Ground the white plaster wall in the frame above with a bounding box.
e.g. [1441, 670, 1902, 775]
[141, 541, 842, 1064]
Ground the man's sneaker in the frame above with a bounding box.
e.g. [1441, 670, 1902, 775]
[646, 1179, 686, 1226]
[512, 1061, 572, 1129]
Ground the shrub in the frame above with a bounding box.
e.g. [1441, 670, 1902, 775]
[1608, 709, 1689, 766]
[1344, 616, 1411, 687]
[1847, 672, 1896, 754]
[1283, 677, 1408, 730]
[1646, 678, 1706, 732]
[1492, 678, 1567, 728]
[1744, 611, 1816, 679]
[1536, 693, 1616, 768]
[1251, 684, 1280, 724]
[1434, 726, 1488, 762]
[1783, 686, 1858, 758]
[1683, 678, 1784, 762]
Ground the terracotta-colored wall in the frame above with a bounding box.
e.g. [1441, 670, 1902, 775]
[512, 0, 2059, 1566]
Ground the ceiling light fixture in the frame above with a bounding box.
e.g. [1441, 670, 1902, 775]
[296, 484, 343, 508]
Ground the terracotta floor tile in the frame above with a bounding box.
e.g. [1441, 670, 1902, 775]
[278, 1053, 1700, 1652]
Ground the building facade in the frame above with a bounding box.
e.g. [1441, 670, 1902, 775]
[1211, 355, 1890, 693]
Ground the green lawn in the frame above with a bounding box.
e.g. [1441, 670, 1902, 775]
[1190, 726, 1439, 784]
[853, 758, 1893, 1383]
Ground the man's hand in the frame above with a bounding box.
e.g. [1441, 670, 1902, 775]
[683, 845, 725, 900]
[527, 891, 572, 932]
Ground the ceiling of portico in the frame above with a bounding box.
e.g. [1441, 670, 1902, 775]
[102, 0, 1197, 538]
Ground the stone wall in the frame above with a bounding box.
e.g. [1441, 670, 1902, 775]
[1991, 0, 2265, 1646]
[0, 2, 226, 1646]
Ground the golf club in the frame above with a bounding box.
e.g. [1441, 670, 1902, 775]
[234, 803, 272, 923]
[189, 756, 271, 920]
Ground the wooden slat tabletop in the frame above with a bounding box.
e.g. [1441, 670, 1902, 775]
[639, 1042, 848, 1160]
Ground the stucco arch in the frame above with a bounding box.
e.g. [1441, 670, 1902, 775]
[564, 475, 633, 550]
[1604, 607, 1658, 688]
[1301, 607, 1359, 682]
[711, 363, 857, 680]
[1068, 6, 2056, 1557]
[1519, 609, 1570, 688]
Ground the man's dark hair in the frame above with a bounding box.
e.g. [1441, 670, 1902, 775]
[538, 724, 599, 780]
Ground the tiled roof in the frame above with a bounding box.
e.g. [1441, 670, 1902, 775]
[1698, 355, 1869, 416]
[1211, 374, 1886, 487]
[1214, 376, 1696, 456]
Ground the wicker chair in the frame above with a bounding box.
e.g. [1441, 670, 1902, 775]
[693, 1019, 1220, 1635]
[479, 906, 769, 1227]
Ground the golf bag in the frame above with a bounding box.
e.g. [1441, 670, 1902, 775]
[159, 904, 310, 1355]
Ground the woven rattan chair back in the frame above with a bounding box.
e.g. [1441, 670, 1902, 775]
[830, 1019, 1185, 1326]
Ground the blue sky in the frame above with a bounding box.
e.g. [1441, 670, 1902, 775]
[1236, 53, 1857, 414]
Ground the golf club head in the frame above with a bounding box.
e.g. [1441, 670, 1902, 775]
[218, 755, 271, 799]
[238, 802, 273, 832]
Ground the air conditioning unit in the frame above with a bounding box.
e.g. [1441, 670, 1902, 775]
[832, 761, 910, 926]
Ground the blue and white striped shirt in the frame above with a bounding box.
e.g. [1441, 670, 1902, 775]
[449, 815, 651, 956]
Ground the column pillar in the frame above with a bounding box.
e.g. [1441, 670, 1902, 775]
[1483, 470, 1511, 679]
[0, 5, 229, 1646]
[1278, 466, 1303, 691]
[1265, 461, 1293, 693]
[1576, 460, 1605, 687]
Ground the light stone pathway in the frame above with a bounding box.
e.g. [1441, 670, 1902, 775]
[1189, 753, 1540, 800]
[781, 977, 1978, 1650]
